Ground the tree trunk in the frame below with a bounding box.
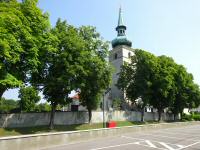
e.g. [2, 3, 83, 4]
[49, 103, 56, 130]
[88, 108, 92, 124]
[180, 112, 183, 120]
[141, 107, 145, 122]
[158, 109, 162, 122]
[173, 113, 176, 121]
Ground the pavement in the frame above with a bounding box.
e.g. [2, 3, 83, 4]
[42, 124, 200, 150]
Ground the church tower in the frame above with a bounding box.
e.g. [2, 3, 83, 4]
[109, 7, 134, 105]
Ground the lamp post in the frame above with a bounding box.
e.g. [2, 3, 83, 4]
[103, 88, 111, 128]
[103, 92, 105, 128]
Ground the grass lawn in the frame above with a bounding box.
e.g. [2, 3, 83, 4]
[0, 121, 158, 137]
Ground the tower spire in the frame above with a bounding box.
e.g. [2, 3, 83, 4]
[116, 6, 126, 36]
[118, 5, 124, 26]
[112, 6, 132, 48]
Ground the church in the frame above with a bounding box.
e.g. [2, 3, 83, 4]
[107, 7, 135, 110]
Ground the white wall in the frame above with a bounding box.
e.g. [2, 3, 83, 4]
[0, 111, 176, 128]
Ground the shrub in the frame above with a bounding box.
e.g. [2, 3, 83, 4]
[182, 113, 193, 121]
[192, 114, 200, 121]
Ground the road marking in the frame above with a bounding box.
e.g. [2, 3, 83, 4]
[146, 140, 157, 148]
[90, 141, 167, 150]
[177, 141, 200, 150]
[176, 145, 185, 148]
[121, 136, 183, 147]
[90, 142, 140, 150]
[159, 142, 175, 150]
[141, 133, 199, 142]
[122, 136, 187, 150]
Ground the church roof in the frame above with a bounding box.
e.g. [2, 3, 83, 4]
[112, 6, 132, 48]
[112, 36, 132, 48]
[118, 6, 124, 27]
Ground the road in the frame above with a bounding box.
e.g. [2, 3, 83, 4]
[42, 124, 200, 150]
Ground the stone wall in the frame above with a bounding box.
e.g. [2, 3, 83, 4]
[0, 111, 175, 128]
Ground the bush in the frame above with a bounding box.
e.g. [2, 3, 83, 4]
[182, 113, 193, 121]
[192, 114, 200, 121]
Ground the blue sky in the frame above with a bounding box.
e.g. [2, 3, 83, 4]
[3, 0, 200, 100]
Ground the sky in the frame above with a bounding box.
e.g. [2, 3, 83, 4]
[3, 0, 200, 100]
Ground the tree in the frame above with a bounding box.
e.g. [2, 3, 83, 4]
[18, 86, 40, 112]
[79, 57, 112, 123]
[34, 19, 90, 129]
[169, 65, 190, 119]
[0, 98, 19, 113]
[187, 83, 200, 110]
[0, 0, 53, 98]
[117, 49, 156, 122]
[112, 98, 122, 110]
[149, 56, 177, 121]
[78, 26, 112, 123]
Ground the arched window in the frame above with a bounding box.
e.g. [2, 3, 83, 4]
[114, 53, 118, 59]
[128, 52, 131, 58]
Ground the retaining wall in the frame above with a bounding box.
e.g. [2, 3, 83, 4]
[0, 111, 175, 128]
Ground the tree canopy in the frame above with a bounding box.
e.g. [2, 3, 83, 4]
[118, 49, 200, 121]
[32, 19, 112, 128]
[0, 0, 53, 98]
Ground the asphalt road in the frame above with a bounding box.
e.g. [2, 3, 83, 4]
[42, 124, 200, 150]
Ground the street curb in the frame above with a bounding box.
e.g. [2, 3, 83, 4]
[0, 121, 199, 150]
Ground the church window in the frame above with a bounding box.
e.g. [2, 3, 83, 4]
[114, 53, 118, 59]
[128, 52, 131, 58]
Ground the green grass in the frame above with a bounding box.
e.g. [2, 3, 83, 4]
[0, 121, 158, 137]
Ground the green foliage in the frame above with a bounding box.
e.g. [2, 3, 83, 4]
[78, 26, 112, 122]
[149, 55, 177, 121]
[0, 0, 53, 98]
[118, 49, 200, 121]
[170, 64, 200, 117]
[112, 98, 121, 110]
[0, 98, 19, 113]
[117, 49, 157, 120]
[192, 113, 200, 121]
[18, 86, 40, 112]
[35, 102, 51, 112]
[182, 113, 193, 121]
[32, 19, 112, 128]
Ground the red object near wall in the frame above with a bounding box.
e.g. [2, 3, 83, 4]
[107, 121, 117, 128]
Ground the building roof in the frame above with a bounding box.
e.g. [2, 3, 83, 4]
[71, 93, 80, 100]
[118, 6, 124, 27]
[112, 36, 132, 48]
[112, 6, 132, 48]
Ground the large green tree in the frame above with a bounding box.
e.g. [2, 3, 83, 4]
[118, 50, 190, 121]
[79, 54, 112, 123]
[78, 26, 112, 123]
[149, 55, 177, 121]
[117, 49, 156, 122]
[0, 0, 52, 98]
[35, 19, 88, 129]
[170, 64, 200, 119]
